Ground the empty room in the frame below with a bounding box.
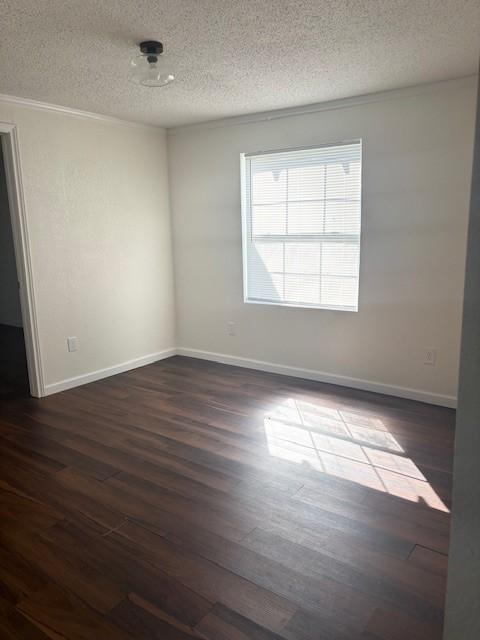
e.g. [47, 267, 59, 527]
[0, 2, 479, 639]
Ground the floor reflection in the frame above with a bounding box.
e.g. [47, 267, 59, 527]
[264, 398, 449, 512]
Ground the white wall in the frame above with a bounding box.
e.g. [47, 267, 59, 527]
[0, 100, 175, 391]
[168, 78, 477, 405]
[0, 148, 22, 327]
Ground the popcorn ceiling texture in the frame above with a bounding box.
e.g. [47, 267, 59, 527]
[0, 0, 479, 127]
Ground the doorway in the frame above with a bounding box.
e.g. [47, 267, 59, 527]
[0, 125, 43, 397]
[0, 146, 28, 396]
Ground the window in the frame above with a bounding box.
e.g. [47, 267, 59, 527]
[241, 141, 362, 311]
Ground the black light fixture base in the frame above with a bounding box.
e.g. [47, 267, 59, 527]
[139, 40, 164, 55]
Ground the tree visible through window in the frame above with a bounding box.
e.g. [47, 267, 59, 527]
[241, 141, 362, 311]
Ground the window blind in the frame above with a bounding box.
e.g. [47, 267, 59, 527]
[241, 141, 362, 311]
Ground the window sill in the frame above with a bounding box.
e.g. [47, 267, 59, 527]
[243, 298, 358, 312]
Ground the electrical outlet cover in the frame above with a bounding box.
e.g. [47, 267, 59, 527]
[67, 336, 79, 352]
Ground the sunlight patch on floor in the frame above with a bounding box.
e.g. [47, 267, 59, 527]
[264, 398, 449, 513]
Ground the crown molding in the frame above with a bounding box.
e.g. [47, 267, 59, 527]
[168, 74, 478, 135]
[0, 74, 476, 134]
[0, 92, 163, 132]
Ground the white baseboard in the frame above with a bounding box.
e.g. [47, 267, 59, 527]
[176, 347, 457, 408]
[41, 345, 457, 408]
[43, 348, 176, 396]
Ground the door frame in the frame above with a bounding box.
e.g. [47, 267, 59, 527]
[1, 122, 44, 397]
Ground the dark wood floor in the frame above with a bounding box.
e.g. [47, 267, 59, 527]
[0, 356, 455, 639]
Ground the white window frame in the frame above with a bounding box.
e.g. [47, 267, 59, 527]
[240, 140, 362, 312]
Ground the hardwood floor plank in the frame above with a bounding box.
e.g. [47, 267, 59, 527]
[62, 432, 238, 492]
[294, 484, 450, 554]
[127, 513, 378, 629]
[108, 596, 208, 640]
[0, 527, 124, 614]
[16, 584, 132, 640]
[113, 520, 297, 632]
[0, 460, 124, 533]
[0, 478, 63, 534]
[55, 466, 250, 542]
[109, 470, 260, 536]
[195, 603, 285, 640]
[242, 521, 446, 604]
[0, 544, 47, 605]
[0, 596, 51, 640]
[0, 432, 66, 476]
[0, 423, 119, 480]
[241, 528, 444, 621]
[281, 607, 365, 640]
[46, 518, 213, 628]
[408, 545, 448, 577]
[362, 605, 443, 640]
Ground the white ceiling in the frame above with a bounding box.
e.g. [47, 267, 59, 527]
[1, 1, 479, 128]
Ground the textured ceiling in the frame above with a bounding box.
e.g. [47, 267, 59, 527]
[0, 0, 479, 128]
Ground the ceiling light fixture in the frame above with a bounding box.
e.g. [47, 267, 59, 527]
[130, 40, 174, 87]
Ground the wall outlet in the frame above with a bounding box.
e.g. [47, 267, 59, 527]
[424, 347, 437, 366]
[67, 336, 79, 352]
[227, 321, 236, 336]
